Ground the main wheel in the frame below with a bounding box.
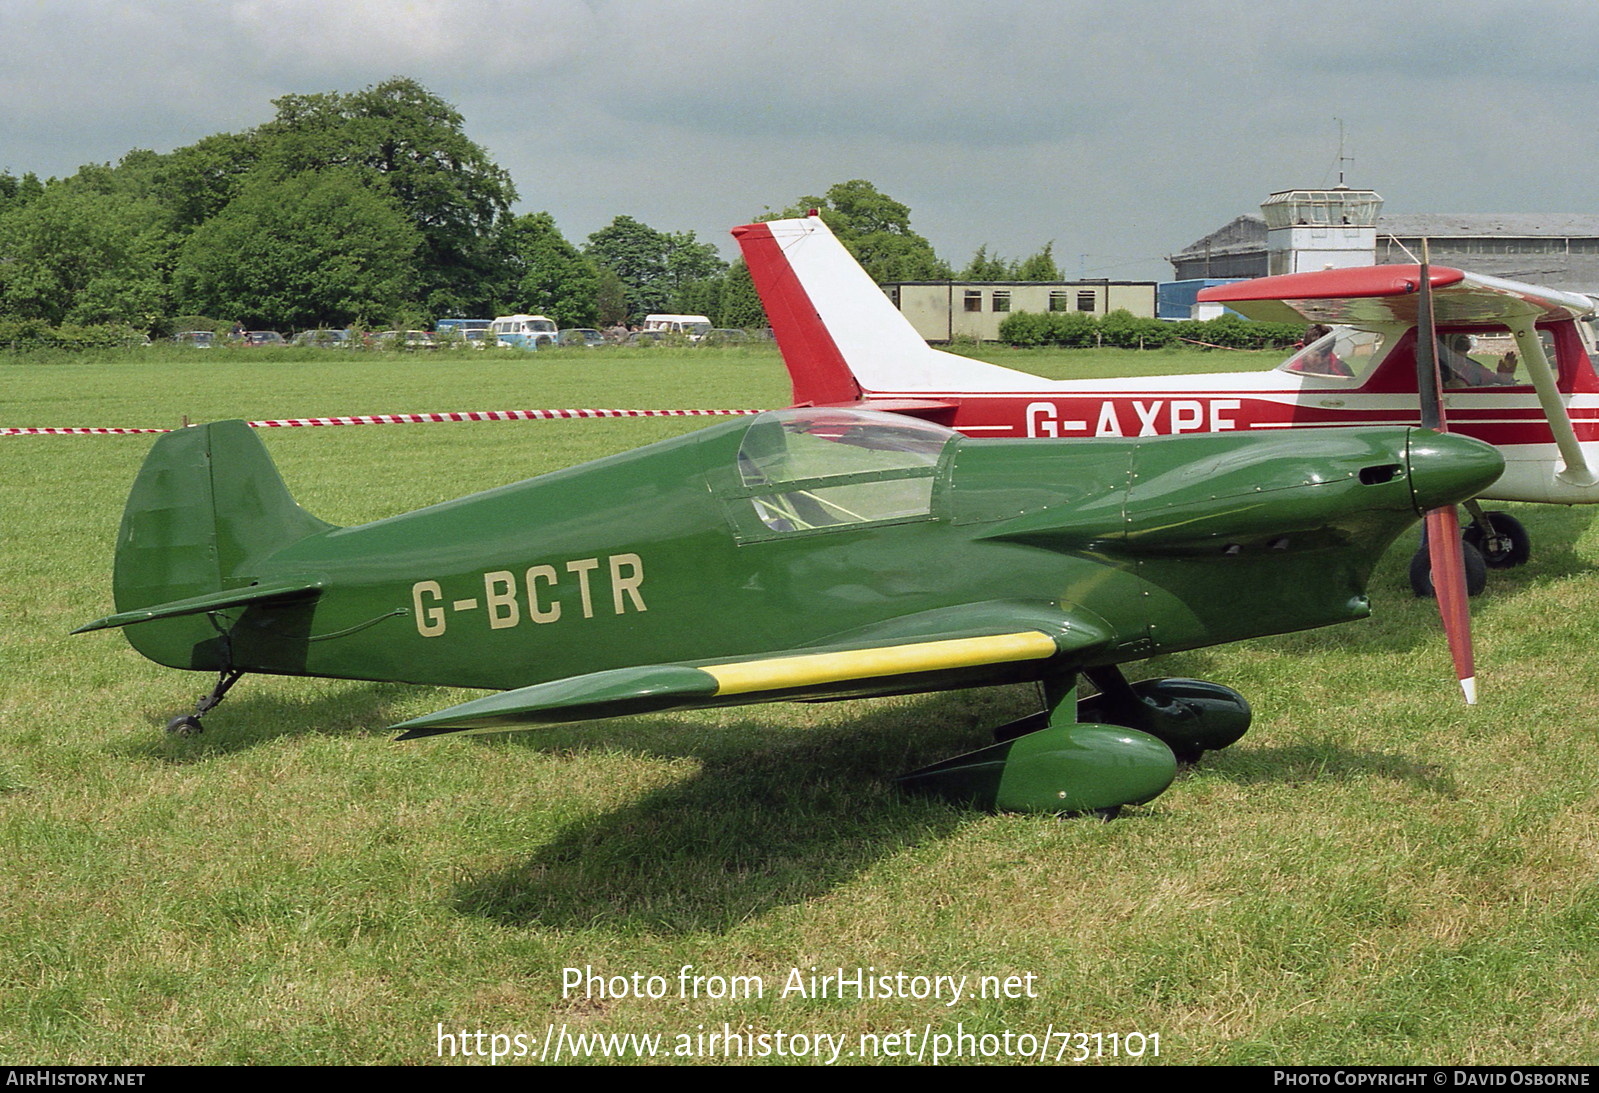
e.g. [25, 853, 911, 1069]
[1409, 540, 1488, 597]
[1464, 511, 1530, 569]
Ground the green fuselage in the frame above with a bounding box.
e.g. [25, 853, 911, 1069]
[113, 414, 1500, 703]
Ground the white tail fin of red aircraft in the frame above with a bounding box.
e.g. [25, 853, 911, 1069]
[732, 216, 1060, 404]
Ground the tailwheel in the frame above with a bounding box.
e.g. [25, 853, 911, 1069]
[165, 669, 245, 736]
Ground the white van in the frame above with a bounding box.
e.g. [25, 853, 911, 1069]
[642, 314, 712, 341]
[490, 314, 558, 349]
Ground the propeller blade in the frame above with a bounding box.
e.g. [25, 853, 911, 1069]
[1415, 241, 1478, 703]
[1425, 507, 1476, 703]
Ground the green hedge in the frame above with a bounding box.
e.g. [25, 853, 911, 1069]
[0, 319, 149, 352]
[998, 308, 1303, 350]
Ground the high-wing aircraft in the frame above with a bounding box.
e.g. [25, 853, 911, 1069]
[734, 215, 1599, 594]
[75, 407, 1501, 814]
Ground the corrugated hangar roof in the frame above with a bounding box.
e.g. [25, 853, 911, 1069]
[1379, 213, 1599, 237]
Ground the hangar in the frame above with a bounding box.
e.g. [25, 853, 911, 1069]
[1170, 188, 1599, 296]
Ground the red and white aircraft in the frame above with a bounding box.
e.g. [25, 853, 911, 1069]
[734, 214, 1599, 591]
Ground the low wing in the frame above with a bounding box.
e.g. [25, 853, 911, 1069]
[392, 603, 1113, 739]
[1197, 264, 1595, 326]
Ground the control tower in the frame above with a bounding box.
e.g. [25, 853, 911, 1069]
[1261, 186, 1383, 275]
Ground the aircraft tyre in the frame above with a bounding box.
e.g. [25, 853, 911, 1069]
[165, 714, 203, 736]
[1409, 540, 1487, 598]
[1076, 677, 1250, 764]
[1464, 511, 1530, 569]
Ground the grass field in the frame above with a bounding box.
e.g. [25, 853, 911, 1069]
[4, 344, 1598, 1066]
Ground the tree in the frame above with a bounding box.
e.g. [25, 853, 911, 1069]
[585, 215, 727, 320]
[173, 170, 420, 330]
[146, 132, 262, 234]
[251, 78, 518, 315]
[960, 245, 1013, 280]
[766, 179, 949, 282]
[0, 184, 173, 326]
[716, 260, 768, 329]
[1015, 243, 1060, 282]
[594, 268, 629, 327]
[498, 212, 599, 327]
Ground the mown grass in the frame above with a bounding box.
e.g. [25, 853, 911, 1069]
[3, 344, 1597, 1065]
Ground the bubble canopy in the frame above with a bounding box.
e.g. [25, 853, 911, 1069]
[738, 408, 956, 484]
[732, 408, 958, 534]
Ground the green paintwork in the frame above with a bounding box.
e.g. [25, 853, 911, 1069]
[896, 722, 1179, 814]
[79, 408, 1504, 813]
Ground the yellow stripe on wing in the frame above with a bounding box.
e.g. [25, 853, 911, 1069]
[704, 631, 1058, 696]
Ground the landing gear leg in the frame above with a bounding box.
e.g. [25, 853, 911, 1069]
[165, 669, 245, 735]
[896, 671, 1178, 814]
[1079, 666, 1251, 763]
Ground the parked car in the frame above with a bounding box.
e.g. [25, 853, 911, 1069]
[291, 329, 355, 348]
[625, 330, 671, 347]
[642, 313, 712, 341]
[432, 326, 495, 350]
[243, 331, 285, 347]
[558, 328, 605, 348]
[172, 331, 215, 348]
[698, 328, 749, 346]
[375, 330, 436, 349]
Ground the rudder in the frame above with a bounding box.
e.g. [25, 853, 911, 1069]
[111, 421, 334, 668]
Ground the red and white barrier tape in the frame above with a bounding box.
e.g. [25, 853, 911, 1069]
[1, 426, 171, 435]
[2, 408, 765, 436]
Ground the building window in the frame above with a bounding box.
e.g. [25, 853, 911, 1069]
[963, 290, 982, 312]
[1048, 291, 1070, 312]
[1076, 291, 1097, 312]
[991, 290, 1011, 313]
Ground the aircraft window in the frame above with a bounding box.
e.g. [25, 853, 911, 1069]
[1277, 327, 1386, 380]
[738, 409, 955, 487]
[1436, 329, 1535, 389]
[752, 479, 937, 532]
[735, 409, 955, 534]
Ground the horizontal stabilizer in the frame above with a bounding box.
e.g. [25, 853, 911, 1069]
[73, 580, 324, 634]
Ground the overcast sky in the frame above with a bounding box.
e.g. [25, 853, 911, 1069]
[4, 0, 1597, 282]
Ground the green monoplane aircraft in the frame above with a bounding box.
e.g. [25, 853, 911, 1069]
[78, 408, 1502, 814]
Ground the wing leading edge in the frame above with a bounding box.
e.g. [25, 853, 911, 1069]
[1198, 264, 1595, 326]
[393, 610, 1109, 739]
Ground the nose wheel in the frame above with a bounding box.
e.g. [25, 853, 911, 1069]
[1410, 506, 1530, 597]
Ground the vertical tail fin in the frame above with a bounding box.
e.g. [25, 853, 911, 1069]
[110, 421, 334, 668]
[732, 216, 1054, 404]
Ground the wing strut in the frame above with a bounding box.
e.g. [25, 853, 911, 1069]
[1508, 316, 1595, 487]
